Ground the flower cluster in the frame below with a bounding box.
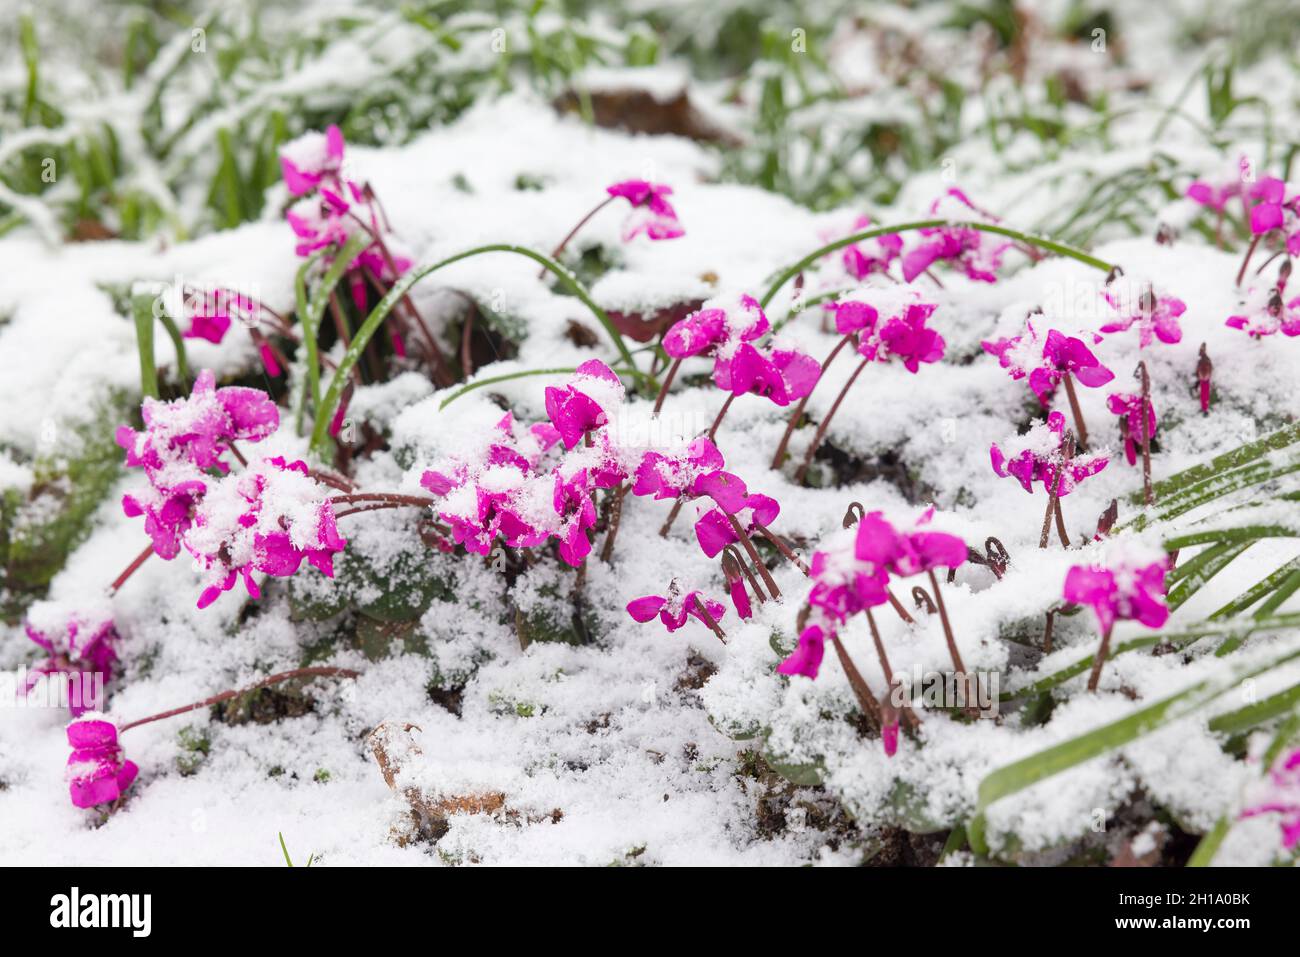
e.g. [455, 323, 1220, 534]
[990, 411, 1109, 493]
[605, 180, 685, 241]
[780, 509, 966, 679]
[281, 126, 412, 313]
[663, 295, 821, 406]
[66, 716, 137, 809]
[117, 370, 279, 560]
[21, 603, 120, 716]
[983, 320, 1114, 403]
[182, 456, 346, 609]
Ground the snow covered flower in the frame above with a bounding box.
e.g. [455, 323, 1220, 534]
[552, 467, 598, 566]
[280, 125, 346, 197]
[627, 583, 725, 633]
[1239, 748, 1300, 850]
[544, 359, 625, 448]
[1101, 281, 1186, 347]
[21, 605, 119, 716]
[856, 507, 966, 579]
[605, 180, 684, 241]
[991, 411, 1109, 492]
[901, 189, 1010, 283]
[1226, 283, 1300, 338]
[1107, 393, 1158, 465]
[1246, 176, 1300, 250]
[1063, 549, 1170, 634]
[1186, 177, 1243, 215]
[182, 456, 346, 609]
[66, 715, 137, 809]
[983, 321, 1114, 402]
[117, 370, 279, 559]
[868, 298, 945, 372]
[663, 293, 768, 359]
[179, 288, 259, 345]
[823, 215, 902, 280]
[632, 437, 728, 502]
[694, 493, 780, 558]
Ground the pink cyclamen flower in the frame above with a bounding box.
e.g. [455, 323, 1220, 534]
[713, 341, 821, 406]
[823, 215, 902, 280]
[1107, 393, 1158, 466]
[983, 321, 1114, 403]
[694, 493, 780, 558]
[873, 300, 945, 372]
[21, 605, 119, 716]
[1101, 281, 1186, 347]
[627, 586, 725, 633]
[1245, 177, 1300, 253]
[183, 456, 346, 609]
[1063, 549, 1170, 634]
[553, 467, 598, 566]
[605, 180, 684, 241]
[777, 622, 829, 678]
[66, 715, 137, 809]
[1186, 179, 1242, 215]
[280, 125, 346, 197]
[663, 293, 768, 359]
[856, 507, 966, 579]
[632, 437, 726, 501]
[1239, 748, 1300, 850]
[544, 359, 625, 448]
[990, 411, 1109, 493]
[901, 189, 1010, 283]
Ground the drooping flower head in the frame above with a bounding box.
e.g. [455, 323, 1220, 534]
[1239, 748, 1300, 851]
[856, 507, 967, 579]
[178, 287, 260, 345]
[1101, 278, 1186, 347]
[1226, 280, 1300, 339]
[991, 411, 1109, 493]
[627, 582, 725, 633]
[1063, 543, 1170, 634]
[1246, 176, 1300, 252]
[777, 622, 829, 679]
[983, 319, 1114, 403]
[694, 493, 780, 558]
[66, 715, 137, 809]
[605, 180, 684, 241]
[862, 295, 946, 372]
[280, 125, 346, 197]
[21, 603, 119, 716]
[1185, 156, 1252, 215]
[544, 359, 625, 449]
[901, 189, 1010, 283]
[183, 456, 346, 609]
[821, 215, 903, 280]
[1106, 393, 1158, 466]
[632, 436, 726, 502]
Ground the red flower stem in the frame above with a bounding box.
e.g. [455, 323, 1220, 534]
[887, 588, 916, 625]
[226, 440, 248, 467]
[771, 333, 855, 469]
[1039, 433, 1072, 549]
[599, 483, 629, 563]
[1086, 624, 1115, 692]
[1053, 498, 1071, 548]
[328, 493, 434, 508]
[1061, 371, 1090, 450]
[658, 497, 686, 538]
[706, 393, 737, 442]
[541, 195, 617, 279]
[927, 569, 966, 674]
[1236, 233, 1261, 288]
[1136, 361, 1154, 506]
[107, 545, 155, 596]
[724, 544, 766, 604]
[119, 666, 360, 733]
[728, 514, 781, 599]
[794, 356, 870, 485]
[753, 522, 810, 574]
[693, 596, 727, 644]
[328, 290, 369, 384]
[459, 297, 476, 378]
[866, 608, 920, 729]
[309, 468, 355, 492]
[651, 357, 682, 418]
[1042, 608, 1056, 653]
[359, 265, 434, 377]
[829, 632, 881, 728]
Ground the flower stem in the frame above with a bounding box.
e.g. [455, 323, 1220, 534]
[328, 492, 434, 508]
[1136, 360, 1154, 506]
[599, 483, 629, 563]
[706, 393, 736, 442]
[693, 596, 727, 644]
[119, 666, 360, 733]
[866, 608, 920, 730]
[652, 357, 682, 418]
[927, 569, 966, 674]
[887, 589, 916, 625]
[794, 356, 869, 484]
[1061, 372, 1090, 450]
[753, 523, 810, 574]
[771, 333, 854, 469]
[1236, 233, 1261, 288]
[107, 545, 155, 596]
[1086, 624, 1115, 692]
[541, 195, 616, 279]
[829, 632, 880, 728]
[728, 514, 781, 599]
[1039, 435, 1072, 549]
[760, 220, 1114, 309]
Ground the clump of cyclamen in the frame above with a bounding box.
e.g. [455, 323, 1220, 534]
[20, 602, 120, 716]
[117, 370, 279, 560]
[182, 456, 346, 609]
[990, 411, 1109, 493]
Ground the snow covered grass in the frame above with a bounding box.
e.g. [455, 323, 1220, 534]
[2, 1, 1300, 867]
